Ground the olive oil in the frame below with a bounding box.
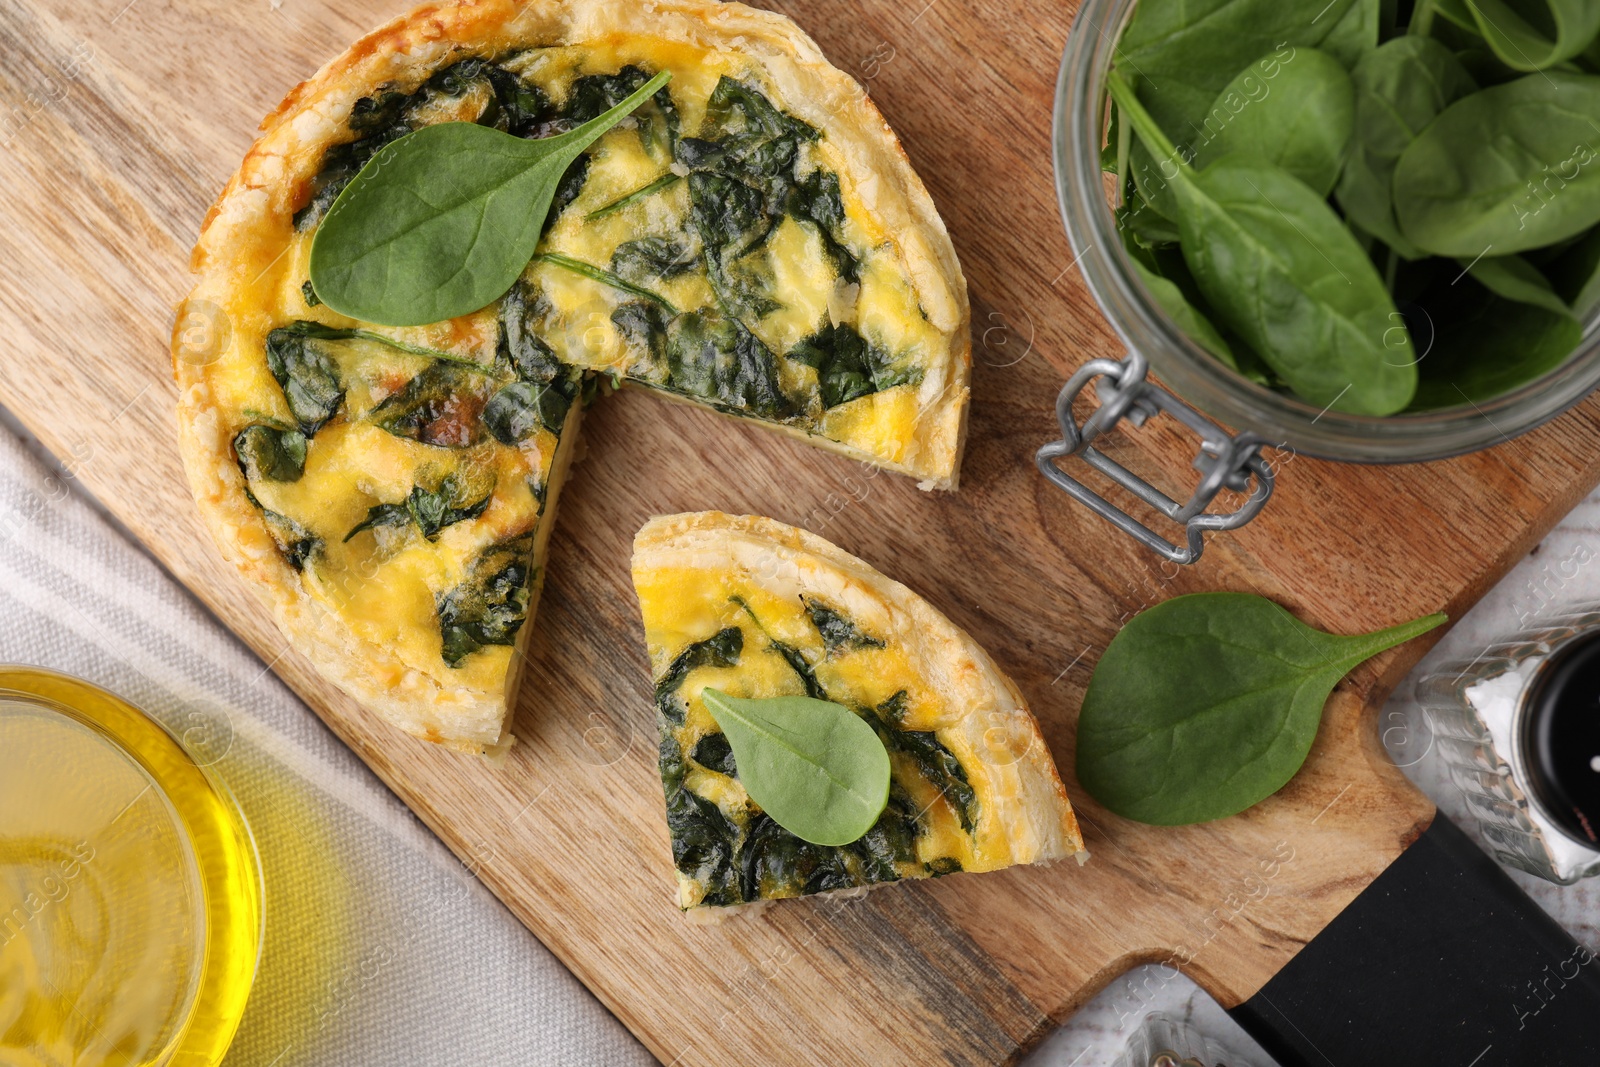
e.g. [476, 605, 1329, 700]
[0, 668, 261, 1066]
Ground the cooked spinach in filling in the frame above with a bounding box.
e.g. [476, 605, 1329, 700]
[654, 597, 974, 905]
[240, 55, 928, 670]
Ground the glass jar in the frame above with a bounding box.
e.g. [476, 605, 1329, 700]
[1414, 612, 1600, 885]
[1045, 0, 1600, 557]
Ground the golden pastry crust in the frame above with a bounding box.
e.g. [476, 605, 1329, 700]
[173, 0, 970, 753]
[633, 512, 1081, 907]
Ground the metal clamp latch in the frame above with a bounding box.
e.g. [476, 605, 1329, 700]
[1035, 351, 1274, 565]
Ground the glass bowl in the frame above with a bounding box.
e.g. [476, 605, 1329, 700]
[0, 667, 262, 1066]
[1053, 0, 1600, 463]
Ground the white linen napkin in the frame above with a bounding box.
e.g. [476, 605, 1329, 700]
[0, 425, 656, 1066]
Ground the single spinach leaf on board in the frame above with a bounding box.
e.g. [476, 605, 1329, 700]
[310, 70, 672, 326]
[233, 425, 307, 483]
[700, 688, 891, 847]
[1191, 48, 1355, 197]
[1110, 72, 1415, 414]
[1394, 73, 1600, 256]
[1461, 253, 1575, 317]
[1336, 36, 1478, 259]
[1076, 593, 1445, 825]
[654, 627, 744, 725]
[435, 535, 535, 667]
[786, 323, 920, 409]
[1411, 284, 1586, 407]
[1452, 0, 1600, 72]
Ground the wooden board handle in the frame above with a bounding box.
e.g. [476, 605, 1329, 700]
[1229, 815, 1600, 1065]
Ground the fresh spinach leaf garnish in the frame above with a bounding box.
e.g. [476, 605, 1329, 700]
[309, 70, 672, 327]
[234, 425, 306, 483]
[802, 597, 885, 655]
[700, 688, 891, 847]
[654, 626, 744, 725]
[344, 476, 492, 543]
[435, 534, 535, 667]
[787, 323, 921, 409]
[1076, 593, 1445, 825]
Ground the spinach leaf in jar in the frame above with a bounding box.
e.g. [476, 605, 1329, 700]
[1393, 73, 1600, 257]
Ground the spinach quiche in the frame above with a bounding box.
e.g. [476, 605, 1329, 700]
[173, 0, 970, 752]
[632, 513, 1082, 908]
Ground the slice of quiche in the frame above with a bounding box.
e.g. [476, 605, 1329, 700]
[173, 0, 970, 752]
[632, 512, 1083, 909]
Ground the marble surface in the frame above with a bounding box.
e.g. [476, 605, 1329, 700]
[1023, 488, 1600, 1066]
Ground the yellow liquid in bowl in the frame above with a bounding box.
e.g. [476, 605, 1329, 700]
[0, 668, 261, 1066]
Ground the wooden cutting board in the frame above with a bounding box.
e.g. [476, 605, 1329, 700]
[4, 0, 1600, 1062]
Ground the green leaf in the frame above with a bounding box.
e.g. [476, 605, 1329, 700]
[1128, 259, 1238, 366]
[786, 323, 920, 409]
[1076, 593, 1445, 825]
[1116, 0, 1362, 140]
[699, 688, 890, 847]
[1411, 283, 1585, 406]
[1110, 73, 1414, 414]
[1545, 223, 1600, 318]
[1455, 0, 1600, 72]
[1335, 37, 1478, 258]
[234, 425, 306, 483]
[310, 70, 672, 326]
[1393, 73, 1600, 256]
[1460, 253, 1575, 316]
[1321, 0, 1382, 68]
[1192, 48, 1355, 197]
[436, 535, 534, 667]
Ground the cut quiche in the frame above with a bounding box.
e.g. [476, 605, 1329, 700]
[173, 0, 970, 752]
[632, 512, 1083, 908]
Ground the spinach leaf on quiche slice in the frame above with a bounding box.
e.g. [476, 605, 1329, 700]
[631, 512, 1083, 909]
[172, 0, 970, 753]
